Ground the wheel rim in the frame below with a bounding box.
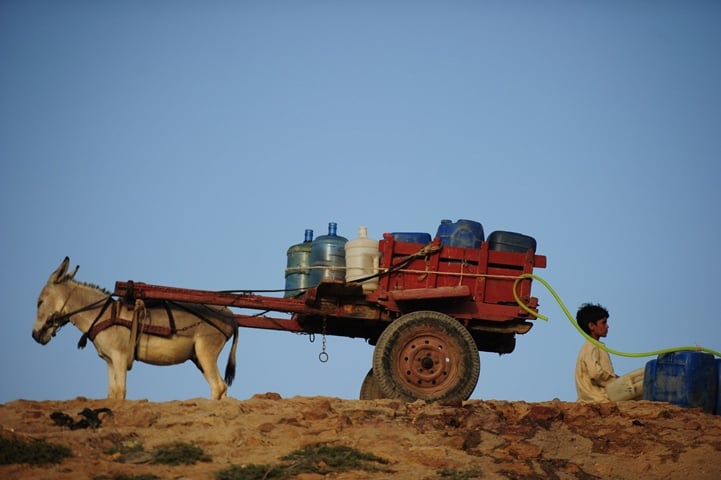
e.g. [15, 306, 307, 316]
[373, 310, 480, 401]
[396, 331, 460, 395]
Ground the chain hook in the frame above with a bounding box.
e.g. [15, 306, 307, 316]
[318, 316, 329, 363]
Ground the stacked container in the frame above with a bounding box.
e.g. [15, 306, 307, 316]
[309, 222, 348, 286]
[345, 226, 380, 292]
[284, 229, 313, 298]
[435, 219, 484, 249]
[487, 231, 537, 253]
[391, 232, 432, 244]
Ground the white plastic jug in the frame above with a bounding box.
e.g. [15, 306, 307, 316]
[606, 367, 645, 401]
[345, 226, 380, 291]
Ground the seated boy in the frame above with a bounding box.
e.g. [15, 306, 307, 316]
[574, 303, 618, 402]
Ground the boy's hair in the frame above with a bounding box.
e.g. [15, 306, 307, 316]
[576, 303, 610, 335]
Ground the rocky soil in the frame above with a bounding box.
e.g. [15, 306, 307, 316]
[2, 394, 721, 479]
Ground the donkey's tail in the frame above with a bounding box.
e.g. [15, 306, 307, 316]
[224, 323, 239, 386]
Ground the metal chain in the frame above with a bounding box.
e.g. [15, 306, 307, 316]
[318, 316, 329, 363]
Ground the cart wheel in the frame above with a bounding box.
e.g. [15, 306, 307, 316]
[359, 368, 385, 400]
[372, 311, 480, 402]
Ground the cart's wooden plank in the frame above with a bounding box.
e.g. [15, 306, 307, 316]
[389, 285, 471, 301]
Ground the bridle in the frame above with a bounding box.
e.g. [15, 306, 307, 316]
[39, 285, 115, 340]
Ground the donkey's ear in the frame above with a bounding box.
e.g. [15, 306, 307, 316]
[67, 264, 79, 280]
[51, 257, 70, 283]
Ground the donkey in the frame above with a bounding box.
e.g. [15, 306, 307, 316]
[32, 257, 239, 400]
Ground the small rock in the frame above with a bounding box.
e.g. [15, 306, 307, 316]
[252, 392, 282, 400]
[258, 422, 275, 433]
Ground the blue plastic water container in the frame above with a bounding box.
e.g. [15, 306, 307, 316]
[391, 232, 432, 244]
[642, 351, 718, 414]
[435, 219, 484, 249]
[642, 358, 656, 395]
[717, 359, 721, 415]
[309, 222, 348, 286]
[284, 229, 313, 298]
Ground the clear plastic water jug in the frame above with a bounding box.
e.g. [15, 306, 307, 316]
[284, 229, 313, 298]
[309, 222, 348, 286]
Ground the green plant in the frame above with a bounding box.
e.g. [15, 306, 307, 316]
[0, 436, 72, 465]
[103, 440, 144, 456]
[215, 444, 391, 480]
[281, 444, 389, 474]
[432, 467, 483, 480]
[151, 441, 211, 465]
[215, 463, 282, 480]
[93, 474, 162, 480]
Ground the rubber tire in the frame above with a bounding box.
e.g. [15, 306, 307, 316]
[372, 311, 480, 402]
[359, 368, 385, 400]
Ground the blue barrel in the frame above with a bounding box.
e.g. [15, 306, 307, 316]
[284, 229, 313, 298]
[717, 359, 721, 415]
[391, 232, 432, 244]
[309, 222, 348, 286]
[642, 358, 656, 399]
[642, 351, 718, 414]
[435, 219, 484, 249]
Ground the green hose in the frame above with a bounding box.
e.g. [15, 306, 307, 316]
[513, 273, 721, 359]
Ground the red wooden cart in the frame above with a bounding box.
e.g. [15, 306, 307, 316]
[113, 233, 546, 402]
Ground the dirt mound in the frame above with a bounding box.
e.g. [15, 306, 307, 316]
[2, 395, 721, 479]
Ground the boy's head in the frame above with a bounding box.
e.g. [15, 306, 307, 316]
[576, 303, 610, 337]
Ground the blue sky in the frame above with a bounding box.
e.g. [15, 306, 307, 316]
[2, 1, 720, 403]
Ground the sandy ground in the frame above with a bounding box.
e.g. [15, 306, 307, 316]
[2, 394, 721, 479]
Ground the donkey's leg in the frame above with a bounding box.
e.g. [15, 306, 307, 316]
[105, 354, 128, 400]
[194, 339, 227, 400]
[105, 361, 116, 399]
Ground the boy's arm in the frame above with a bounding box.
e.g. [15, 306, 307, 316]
[586, 347, 617, 386]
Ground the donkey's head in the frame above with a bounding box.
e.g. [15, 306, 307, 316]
[32, 257, 79, 345]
